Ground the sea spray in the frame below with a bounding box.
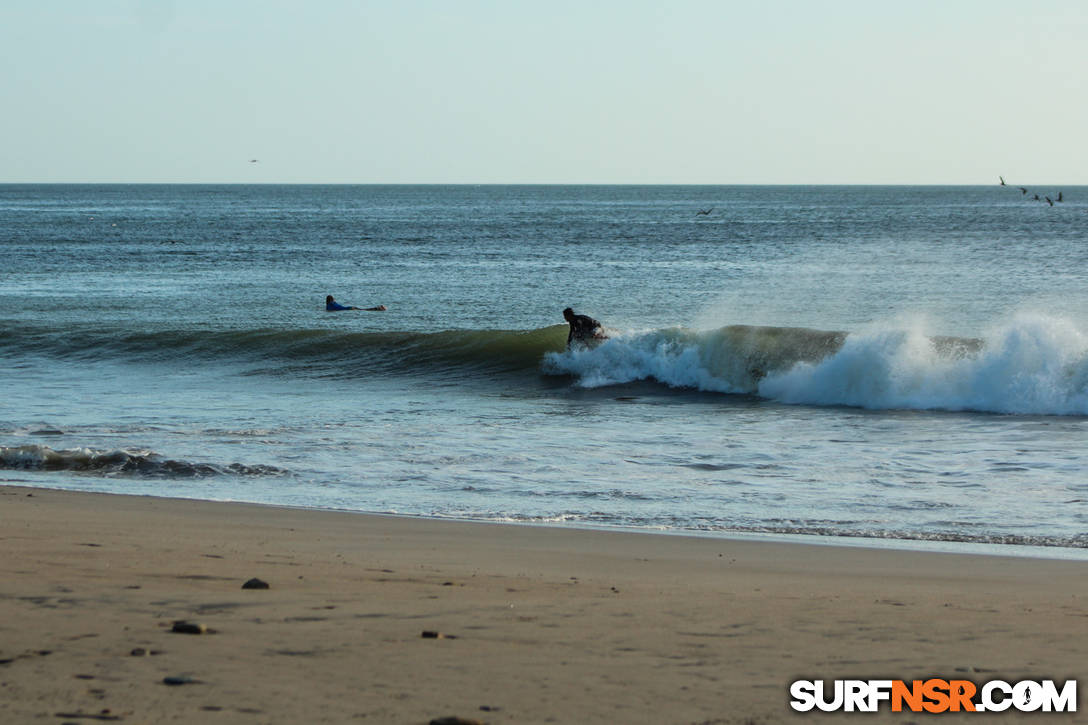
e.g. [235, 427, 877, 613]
[761, 314, 1088, 414]
[546, 315, 1088, 416]
[544, 325, 845, 394]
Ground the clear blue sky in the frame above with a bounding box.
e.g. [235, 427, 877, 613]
[2, 0, 1085, 184]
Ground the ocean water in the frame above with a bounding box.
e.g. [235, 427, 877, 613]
[2, 184, 1087, 555]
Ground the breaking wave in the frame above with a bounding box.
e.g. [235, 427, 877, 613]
[0, 445, 289, 478]
[7, 313, 1088, 415]
[545, 313, 1088, 416]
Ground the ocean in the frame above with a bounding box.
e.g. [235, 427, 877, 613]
[2, 184, 1086, 556]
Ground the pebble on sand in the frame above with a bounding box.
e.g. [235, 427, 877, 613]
[163, 675, 201, 686]
[421, 630, 458, 639]
[170, 621, 208, 634]
[242, 577, 270, 589]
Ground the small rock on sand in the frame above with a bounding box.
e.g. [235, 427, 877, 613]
[421, 631, 458, 639]
[163, 675, 201, 686]
[242, 577, 270, 589]
[170, 621, 207, 634]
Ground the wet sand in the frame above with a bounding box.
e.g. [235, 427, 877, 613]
[1, 485, 1084, 724]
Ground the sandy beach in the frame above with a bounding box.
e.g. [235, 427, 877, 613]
[1, 485, 1084, 724]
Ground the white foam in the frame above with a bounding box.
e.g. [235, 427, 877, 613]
[545, 314, 1088, 416]
[543, 328, 747, 394]
[761, 313, 1088, 414]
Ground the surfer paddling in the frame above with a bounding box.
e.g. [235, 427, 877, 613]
[563, 307, 607, 348]
[325, 295, 386, 312]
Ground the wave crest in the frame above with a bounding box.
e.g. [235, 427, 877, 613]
[545, 314, 1088, 415]
[0, 323, 569, 377]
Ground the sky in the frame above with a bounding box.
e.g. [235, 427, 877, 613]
[1, 0, 1085, 184]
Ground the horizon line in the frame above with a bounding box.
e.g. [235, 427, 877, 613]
[2, 181, 1084, 187]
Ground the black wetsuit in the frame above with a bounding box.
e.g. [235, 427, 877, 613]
[566, 313, 602, 346]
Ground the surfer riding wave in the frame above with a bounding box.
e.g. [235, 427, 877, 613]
[563, 307, 607, 348]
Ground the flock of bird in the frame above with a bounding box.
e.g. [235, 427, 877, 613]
[999, 176, 1065, 206]
[694, 179, 1074, 217]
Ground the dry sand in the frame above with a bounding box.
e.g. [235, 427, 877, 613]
[1, 485, 1084, 724]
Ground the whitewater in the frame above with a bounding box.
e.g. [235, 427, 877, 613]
[2, 184, 1086, 555]
[547, 314, 1088, 416]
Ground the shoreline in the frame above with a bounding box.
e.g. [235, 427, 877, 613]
[5, 479, 1086, 562]
[2, 484, 1085, 723]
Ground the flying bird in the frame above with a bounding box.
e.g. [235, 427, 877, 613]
[249, 159, 259, 163]
[1057, 191, 1063, 202]
[1045, 196, 1054, 206]
[999, 176, 1007, 186]
[1019, 187, 1028, 195]
[696, 208, 714, 216]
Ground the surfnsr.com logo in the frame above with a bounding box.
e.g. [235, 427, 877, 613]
[789, 679, 1077, 713]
